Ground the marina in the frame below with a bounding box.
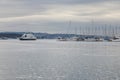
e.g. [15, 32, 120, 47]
[1, 0, 120, 80]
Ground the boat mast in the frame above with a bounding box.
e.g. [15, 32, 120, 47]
[67, 20, 71, 38]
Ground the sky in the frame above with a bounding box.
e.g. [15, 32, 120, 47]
[0, 0, 120, 33]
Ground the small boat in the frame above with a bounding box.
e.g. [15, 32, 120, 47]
[57, 37, 68, 41]
[111, 36, 120, 42]
[71, 36, 84, 41]
[95, 37, 104, 42]
[19, 33, 37, 40]
[112, 39, 120, 42]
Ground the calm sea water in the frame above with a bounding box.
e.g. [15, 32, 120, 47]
[0, 40, 120, 80]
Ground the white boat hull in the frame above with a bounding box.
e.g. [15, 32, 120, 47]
[19, 33, 37, 41]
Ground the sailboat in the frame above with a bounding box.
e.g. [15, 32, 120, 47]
[71, 25, 85, 41]
[109, 26, 120, 42]
[94, 26, 104, 42]
[57, 21, 71, 41]
[111, 35, 120, 42]
[71, 27, 80, 41]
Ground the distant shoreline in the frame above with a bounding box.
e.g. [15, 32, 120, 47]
[0, 32, 110, 39]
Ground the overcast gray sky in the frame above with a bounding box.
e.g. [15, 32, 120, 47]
[0, 0, 120, 33]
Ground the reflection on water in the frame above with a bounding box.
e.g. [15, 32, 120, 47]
[0, 40, 120, 80]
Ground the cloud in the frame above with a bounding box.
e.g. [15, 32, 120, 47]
[0, 0, 120, 33]
[0, 1, 120, 22]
